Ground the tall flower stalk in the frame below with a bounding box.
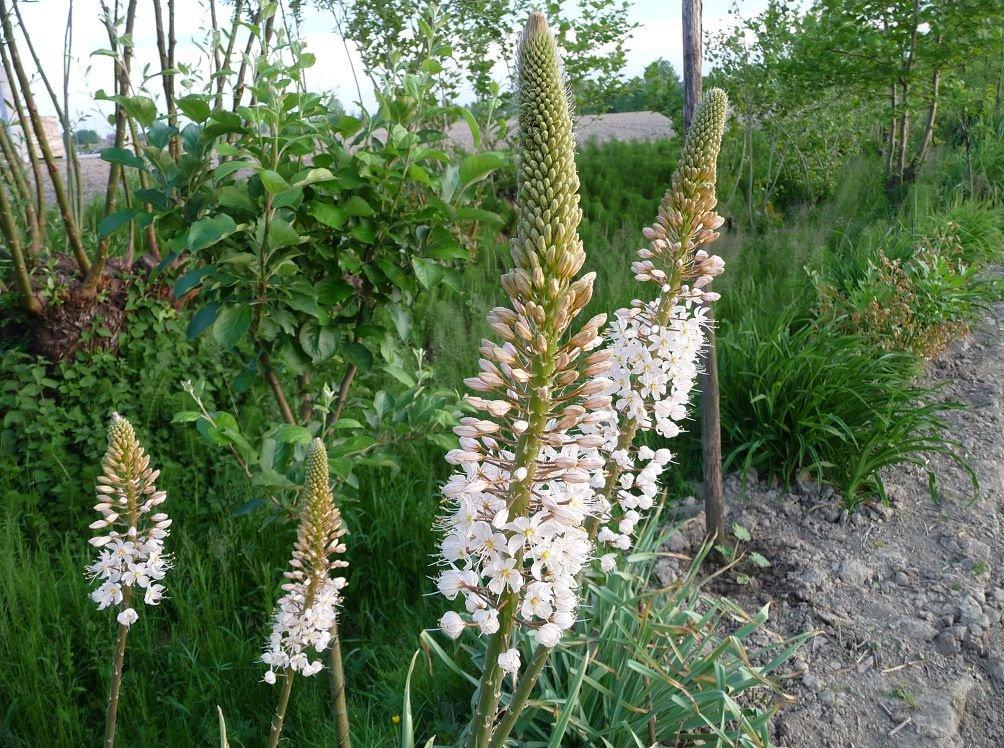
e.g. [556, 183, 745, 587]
[590, 88, 729, 564]
[86, 413, 172, 748]
[434, 13, 613, 748]
[263, 438, 348, 748]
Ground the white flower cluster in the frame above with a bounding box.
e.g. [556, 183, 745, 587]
[437, 438, 606, 656]
[262, 576, 346, 683]
[607, 297, 707, 439]
[86, 415, 171, 628]
[586, 296, 710, 559]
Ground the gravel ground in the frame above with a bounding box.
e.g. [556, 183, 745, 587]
[660, 286, 1004, 747]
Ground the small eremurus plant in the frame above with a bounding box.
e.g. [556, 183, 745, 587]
[434, 13, 613, 748]
[590, 88, 729, 565]
[263, 438, 348, 748]
[86, 414, 172, 748]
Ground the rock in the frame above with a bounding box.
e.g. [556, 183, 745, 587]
[896, 616, 938, 642]
[984, 658, 1004, 689]
[836, 559, 872, 586]
[873, 503, 894, 520]
[894, 571, 910, 586]
[664, 530, 687, 553]
[934, 631, 961, 656]
[911, 676, 975, 744]
[801, 673, 823, 691]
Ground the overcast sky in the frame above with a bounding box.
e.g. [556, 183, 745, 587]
[8, 0, 767, 133]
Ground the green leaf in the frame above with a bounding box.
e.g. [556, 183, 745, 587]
[177, 94, 212, 123]
[186, 302, 219, 338]
[299, 321, 338, 363]
[98, 208, 138, 239]
[188, 214, 238, 251]
[344, 341, 373, 369]
[344, 195, 374, 217]
[401, 650, 420, 748]
[171, 411, 202, 423]
[732, 523, 752, 542]
[267, 217, 300, 249]
[217, 706, 229, 748]
[456, 107, 481, 149]
[259, 169, 290, 195]
[383, 364, 416, 387]
[376, 259, 411, 291]
[419, 58, 443, 75]
[411, 257, 445, 289]
[458, 151, 507, 188]
[212, 305, 253, 349]
[123, 95, 157, 127]
[274, 424, 312, 445]
[100, 147, 145, 169]
[307, 203, 347, 229]
[350, 222, 375, 244]
[548, 649, 591, 748]
[331, 418, 363, 430]
[293, 168, 335, 187]
[173, 266, 214, 297]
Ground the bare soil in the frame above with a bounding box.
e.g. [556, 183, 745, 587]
[661, 292, 1004, 747]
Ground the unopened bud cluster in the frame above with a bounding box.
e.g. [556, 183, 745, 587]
[86, 414, 171, 627]
[262, 439, 348, 683]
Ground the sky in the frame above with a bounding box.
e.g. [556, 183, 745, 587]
[6, 0, 768, 133]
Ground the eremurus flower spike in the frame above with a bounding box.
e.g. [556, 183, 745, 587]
[264, 438, 348, 748]
[589, 89, 729, 566]
[86, 413, 171, 748]
[436, 13, 613, 748]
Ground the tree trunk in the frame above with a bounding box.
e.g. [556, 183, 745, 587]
[904, 67, 940, 184]
[884, 84, 898, 182]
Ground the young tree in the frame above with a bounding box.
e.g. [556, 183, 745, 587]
[322, 0, 635, 111]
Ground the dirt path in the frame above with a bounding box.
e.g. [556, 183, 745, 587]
[664, 293, 1003, 747]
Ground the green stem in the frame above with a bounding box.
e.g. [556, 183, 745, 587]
[267, 668, 295, 748]
[486, 645, 551, 748]
[103, 588, 133, 748]
[326, 617, 352, 748]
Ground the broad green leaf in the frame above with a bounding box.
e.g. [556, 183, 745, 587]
[307, 203, 347, 229]
[458, 151, 507, 188]
[188, 214, 238, 251]
[293, 168, 335, 187]
[100, 147, 145, 170]
[186, 302, 219, 338]
[376, 259, 411, 291]
[344, 195, 375, 217]
[177, 94, 211, 123]
[274, 424, 312, 445]
[299, 321, 338, 363]
[259, 169, 290, 195]
[344, 341, 373, 369]
[173, 266, 214, 297]
[411, 257, 445, 289]
[212, 305, 252, 349]
[98, 208, 138, 239]
[267, 218, 300, 249]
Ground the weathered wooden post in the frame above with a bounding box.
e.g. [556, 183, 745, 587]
[683, 0, 725, 541]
